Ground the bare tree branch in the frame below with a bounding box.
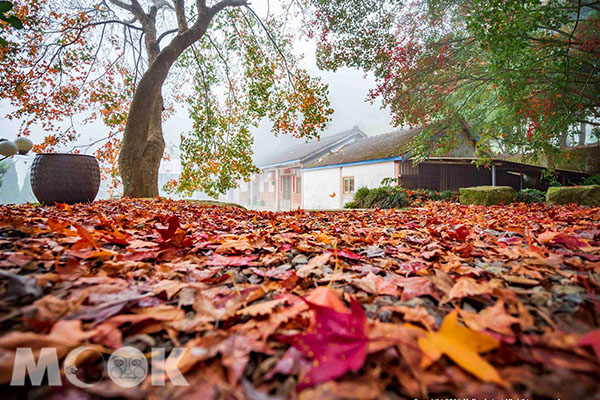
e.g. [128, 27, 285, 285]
[108, 0, 134, 13]
[209, 0, 248, 17]
[196, 0, 207, 13]
[243, 6, 296, 89]
[173, 0, 188, 32]
[157, 28, 179, 46]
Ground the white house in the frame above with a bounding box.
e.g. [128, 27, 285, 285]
[226, 126, 366, 210]
[301, 129, 422, 209]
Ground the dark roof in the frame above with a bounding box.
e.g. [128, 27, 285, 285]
[254, 126, 366, 168]
[306, 127, 422, 168]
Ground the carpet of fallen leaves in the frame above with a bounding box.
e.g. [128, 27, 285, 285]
[1, 198, 600, 400]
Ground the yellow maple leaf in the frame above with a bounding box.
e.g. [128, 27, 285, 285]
[418, 309, 505, 385]
[315, 232, 331, 245]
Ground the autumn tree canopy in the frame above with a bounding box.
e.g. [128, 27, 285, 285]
[309, 0, 600, 166]
[0, 0, 333, 197]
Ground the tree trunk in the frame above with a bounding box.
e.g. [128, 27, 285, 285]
[120, 94, 165, 197]
[579, 122, 586, 146]
[118, 4, 239, 197]
[558, 132, 569, 148]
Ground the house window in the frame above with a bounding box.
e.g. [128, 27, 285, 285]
[343, 177, 354, 193]
[268, 172, 275, 192]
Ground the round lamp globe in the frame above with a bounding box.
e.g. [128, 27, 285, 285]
[0, 140, 18, 157]
[14, 137, 34, 154]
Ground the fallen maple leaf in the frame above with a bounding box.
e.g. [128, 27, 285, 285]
[352, 272, 402, 296]
[282, 295, 368, 391]
[384, 305, 436, 330]
[205, 254, 257, 267]
[449, 224, 470, 241]
[336, 249, 362, 260]
[418, 309, 504, 385]
[304, 286, 348, 313]
[216, 239, 254, 254]
[538, 231, 588, 250]
[296, 252, 331, 277]
[74, 224, 98, 249]
[0, 320, 93, 384]
[155, 215, 181, 241]
[237, 298, 283, 317]
[329, 192, 336, 198]
[459, 300, 520, 336]
[398, 276, 442, 302]
[447, 277, 494, 301]
[579, 328, 600, 361]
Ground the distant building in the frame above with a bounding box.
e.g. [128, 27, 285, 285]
[226, 126, 366, 210]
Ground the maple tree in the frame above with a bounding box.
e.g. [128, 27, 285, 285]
[0, 198, 599, 398]
[308, 0, 600, 166]
[0, 1, 22, 45]
[0, 0, 333, 197]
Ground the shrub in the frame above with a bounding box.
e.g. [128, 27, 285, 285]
[582, 174, 600, 186]
[439, 190, 459, 201]
[344, 186, 410, 209]
[403, 188, 459, 204]
[353, 187, 371, 204]
[516, 188, 546, 204]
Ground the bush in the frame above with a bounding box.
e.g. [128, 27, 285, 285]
[402, 188, 459, 203]
[516, 188, 546, 204]
[346, 186, 461, 209]
[439, 190, 459, 202]
[345, 186, 410, 209]
[582, 174, 600, 186]
[353, 187, 371, 204]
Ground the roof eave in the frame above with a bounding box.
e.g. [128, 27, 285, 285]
[304, 156, 405, 171]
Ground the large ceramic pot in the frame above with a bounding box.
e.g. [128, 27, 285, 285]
[30, 153, 100, 205]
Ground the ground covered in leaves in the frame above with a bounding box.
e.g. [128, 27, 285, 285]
[1, 199, 599, 399]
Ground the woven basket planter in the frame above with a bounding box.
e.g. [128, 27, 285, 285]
[31, 153, 100, 205]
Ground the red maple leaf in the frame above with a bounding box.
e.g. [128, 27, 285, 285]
[154, 215, 192, 247]
[155, 215, 181, 241]
[449, 224, 470, 241]
[579, 328, 600, 361]
[282, 296, 368, 391]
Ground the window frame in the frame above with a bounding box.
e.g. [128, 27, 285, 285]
[343, 176, 355, 194]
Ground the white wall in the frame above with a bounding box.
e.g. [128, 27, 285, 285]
[303, 160, 396, 209]
[303, 167, 340, 209]
[343, 161, 396, 191]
